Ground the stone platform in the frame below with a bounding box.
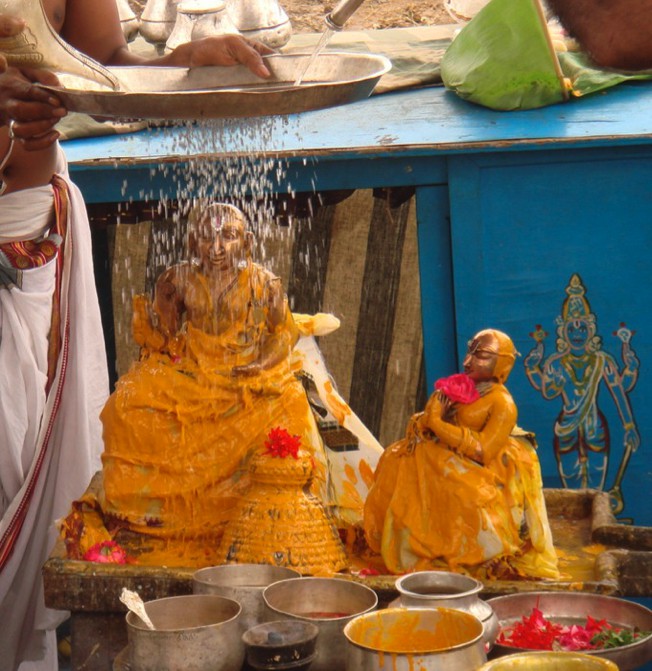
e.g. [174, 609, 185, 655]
[43, 484, 652, 671]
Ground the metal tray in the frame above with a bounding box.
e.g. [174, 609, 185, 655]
[42, 52, 392, 120]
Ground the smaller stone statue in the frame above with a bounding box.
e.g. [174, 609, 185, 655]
[364, 328, 560, 580]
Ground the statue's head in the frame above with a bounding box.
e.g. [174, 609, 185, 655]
[188, 203, 253, 273]
[463, 328, 517, 383]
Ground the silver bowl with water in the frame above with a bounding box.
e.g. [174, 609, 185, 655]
[263, 576, 378, 671]
[395, 570, 499, 649]
[193, 563, 300, 631]
[126, 594, 244, 671]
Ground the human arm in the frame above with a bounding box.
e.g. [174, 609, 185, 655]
[61, 0, 271, 76]
[545, 0, 652, 70]
[0, 16, 66, 151]
[1, 0, 271, 150]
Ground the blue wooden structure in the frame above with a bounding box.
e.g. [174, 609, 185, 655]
[64, 81, 652, 529]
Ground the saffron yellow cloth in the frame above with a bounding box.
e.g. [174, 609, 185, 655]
[364, 383, 560, 579]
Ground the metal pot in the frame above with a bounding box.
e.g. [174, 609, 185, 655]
[262, 577, 378, 671]
[165, 0, 240, 52]
[126, 594, 244, 671]
[395, 570, 499, 649]
[115, 0, 140, 41]
[193, 564, 301, 631]
[140, 0, 180, 47]
[226, 0, 292, 48]
[344, 607, 487, 671]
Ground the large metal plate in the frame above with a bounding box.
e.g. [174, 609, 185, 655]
[487, 592, 652, 671]
[43, 52, 392, 120]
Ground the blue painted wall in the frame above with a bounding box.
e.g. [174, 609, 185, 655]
[447, 147, 652, 526]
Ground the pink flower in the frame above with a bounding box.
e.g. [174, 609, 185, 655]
[263, 427, 301, 459]
[434, 373, 480, 404]
[83, 540, 129, 564]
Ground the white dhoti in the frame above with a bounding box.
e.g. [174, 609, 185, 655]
[0, 147, 109, 669]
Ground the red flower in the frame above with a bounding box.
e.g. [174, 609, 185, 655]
[264, 427, 301, 459]
[82, 540, 129, 564]
[434, 373, 480, 404]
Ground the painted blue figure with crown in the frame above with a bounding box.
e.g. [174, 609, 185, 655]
[524, 274, 639, 514]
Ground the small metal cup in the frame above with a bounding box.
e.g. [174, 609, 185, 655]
[193, 563, 301, 631]
[263, 577, 378, 671]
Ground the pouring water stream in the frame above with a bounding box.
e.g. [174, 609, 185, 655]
[293, 0, 367, 86]
[293, 28, 334, 86]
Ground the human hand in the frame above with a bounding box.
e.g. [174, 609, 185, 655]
[166, 34, 273, 78]
[0, 15, 66, 151]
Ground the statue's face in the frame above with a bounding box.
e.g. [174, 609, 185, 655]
[463, 332, 498, 382]
[192, 210, 247, 273]
[565, 319, 590, 351]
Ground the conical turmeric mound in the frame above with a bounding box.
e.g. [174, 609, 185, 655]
[218, 429, 348, 575]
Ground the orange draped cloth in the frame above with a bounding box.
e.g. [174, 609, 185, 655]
[364, 383, 559, 579]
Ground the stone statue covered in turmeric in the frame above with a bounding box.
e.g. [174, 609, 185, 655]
[364, 329, 559, 580]
[63, 203, 382, 567]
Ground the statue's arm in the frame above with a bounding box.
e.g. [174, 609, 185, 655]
[152, 266, 186, 338]
[423, 391, 516, 464]
[231, 277, 298, 377]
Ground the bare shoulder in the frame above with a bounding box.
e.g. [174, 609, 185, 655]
[57, 0, 126, 64]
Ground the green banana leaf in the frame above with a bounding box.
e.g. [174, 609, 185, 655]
[440, 0, 567, 110]
[440, 0, 652, 111]
[558, 51, 652, 98]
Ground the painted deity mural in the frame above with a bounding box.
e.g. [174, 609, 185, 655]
[524, 274, 639, 514]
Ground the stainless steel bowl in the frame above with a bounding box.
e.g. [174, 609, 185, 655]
[344, 606, 487, 671]
[126, 594, 244, 671]
[193, 563, 300, 631]
[262, 577, 378, 671]
[479, 651, 619, 670]
[395, 570, 499, 649]
[488, 592, 652, 671]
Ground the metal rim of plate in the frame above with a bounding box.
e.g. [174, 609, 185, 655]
[43, 52, 392, 120]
